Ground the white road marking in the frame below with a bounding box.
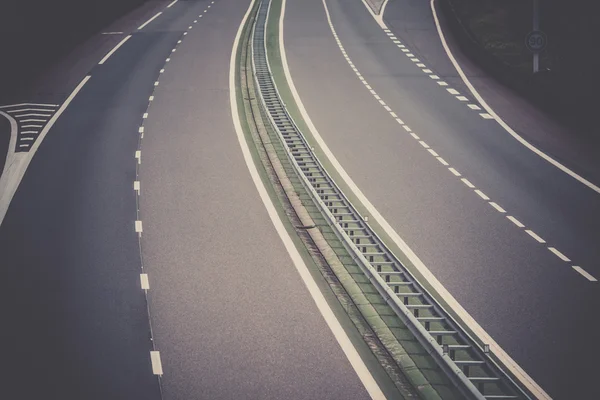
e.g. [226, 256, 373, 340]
[22, 125, 42, 128]
[480, 113, 493, 119]
[134, 181, 140, 192]
[138, 12, 162, 30]
[489, 202, 506, 213]
[402, 125, 411, 132]
[369, 89, 376, 95]
[448, 167, 461, 176]
[320, 2, 550, 397]
[389, 112, 397, 118]
[390, 36, 397, 40]
[468, 104, 481, 110]
[447, 88, 459, 95]
[525, 230, 545, 243]
[194, 20, 198, 23]
[430, 0, 599, 197]
[410, 58, 420, 62]
[429, 75, 439, 80]
[383, 105, 391, 111]
[365, 84, 372, 89]
[154, 81, 159, 86]
[419, 141, 430, 149]
[572, 266, 597, 282]
[416, 63, 426, 68]
[456, 96, 468, 101]
[14, 113, 51, 118]
[422, 69, 432, 73]
[474, 189, 490, 200]
[139, 127, 144, 133]
[101, 32, 124, 35]
[506, 215, 525, 228]
[7, 108, 55, 113]
[234, 1, 386, 398]
[0, 103, 58, 109]
[150, 351, 163, 375]
[0, 76, 90, 227]
[393, 40, 401, 44]
[140, 273, 150, 289]
[461, 178, 474, 188]
[427, 149, 439, 157]
[437, 157, 448, 166]
[166, 58, 170, 62]
[189, 26, 193, 29]
[167, 0, 178, 8]
[135, 150, 141, 164]
[548, 247, 571, 262]
[21, 119, 45, 122]
[184, 32, 188, 35]
[135, 220, 143, 233]
[377, 99, 385, 105]
[397, 45, 405, 48]
[437, 81, 448, 86]
[395, 117, 404, 124]
[21, 137, 35, 141]
[401, 49, 409, 53]
[410, 132, 420, 140]
[21, 131, 38, 135]
[143, 113, 148, 119]
[171, 48, 176, 52]
[406, 53, 414, 57]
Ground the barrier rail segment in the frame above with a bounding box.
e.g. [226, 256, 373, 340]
[249, 1, 533, 399]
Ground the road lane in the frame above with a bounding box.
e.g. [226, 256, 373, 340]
[283, 0, 600, 397]
[138, 1, 373, 398]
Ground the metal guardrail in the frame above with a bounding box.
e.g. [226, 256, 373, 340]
[249, 1, 532, 399]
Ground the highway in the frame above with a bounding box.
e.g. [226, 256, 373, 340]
[282, 0, 599, 398]
[0, 0, 377, 399]
[1, 0, 597, 398]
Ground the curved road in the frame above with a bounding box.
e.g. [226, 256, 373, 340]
[282, 0, 599, 398]
[0, 0, 377, 399]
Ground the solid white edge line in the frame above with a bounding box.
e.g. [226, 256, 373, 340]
[0, 76, 91, 227]
[572, 266, 597, 282]
[233, 2, 385, 399]
[138, 12, 163, 30]
[319, 1, 552, 398]
[98, 35, 132, 65]
[150, 351, 163, 375]
[429, 0, 600, 195]
[167, 0, 178, 8]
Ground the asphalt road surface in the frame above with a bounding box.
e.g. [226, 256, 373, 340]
[0, 0, 372, 399]
[283, 0, 600, 398]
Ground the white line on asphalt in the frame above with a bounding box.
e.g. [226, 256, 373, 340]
[506, 215, 525, 228]
[422, 69, 432, 73]
[389, 112, 397, 118]
[14, 113, 51, 118]
[134, 181, 140, 192]
[138, 12, 162, 30]
[429, 75, 439, 79]
[468, 104, 481, 110]
[317, 2, 550, 397]
[21, 131, 38, 134]
[233, 2, 386, 398]
[431, 0, 600, 196]
[437, 81, 448, 86]
[437, 157, 448, 166]
[448, 167, 461, 176]
[194, 20, 197, 23]
[6, 108, 54, 113]
[98, 35, 132, 65]
[149, 96, 154, 101]
[548, 247, 571, 262]
[139, 127, 144, 133]
[410, 58, 420, 62]
[395, 117, 404, 124]
[474, 189, 490, 200]
[140, 273, 150, 289]
[383, 105, 391, 111]
[171, 48, 176, 52]
[154, 81, 159, 86]
[0, 75, 91, 227]
[101, 32, 124, 35]
[21, 119, 45, 122]
[189, 26, 193, 29]
[150, 351, 163, 375]
[0, 103, 58, 109]
[416, 63, 426, 67]
[456, 95, 468, 101]
[525, 230, 545, 243]
[135, 220, 143, 233]
[402, 125, 411, 132]
[135, 150, 141, 164]
[419, 141, 430, 149]
[406, 53, 414, 57]
[22, 125, 42, 128]
[480, 113, 493, 119]
[143, 113, 148, 119]
[166, 58, 170, 62]
[489, 202, 506, 213]
[167, 0, 178, 8]
[427, 149, 439, 157]
[447, 88, 459, 95]
[410, 132, 420, 140]
[572, 266, 597, 282]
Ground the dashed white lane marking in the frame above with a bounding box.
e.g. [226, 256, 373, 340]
[448, 167, 461, 176]
[419, 141, 430, 149]
[480, 113, 494, 119]
[461, 178, 475, 188]
[98, 35, 131, 65]
[427, 149, 439, 157]
[171, 48, 176, 53]
[548, 247, 571, 262]
[422, 69, 432, 73]
[140, 273, 150, 290]
[410, 132, 420, 140]
[402, 125, 411, 132]
[447, 88, 459, 95]
[134, 181, 140, 193]
[150, 351, 163, 375]
[194, 20, 198, 23]
[437, 81, 448, 86]
[468, 104, 481, 110]
[410, 58, 419, 62]
[457, 96, 468, 101]
[143, 113, 148, 119]
[429, 75, 439, 80]
[138, 12, 162, 30]
[167, 0, 178, 7]
[416, 63, 426, 68]
[149, 96, 154, 101]
[189, 25, 193, 29]
[135, 150, 141, 164]
[507, 216, 525, 228]
[489, 202, 506, 213]
[166, 58, 170, 62]
[525, 230, 546, 244]
[474, 189, 490, 200]
[135, 220, 143, 234]
[572, 266, 597, 282]
[139, 127, 144, 134]
[154, 81, 159, 86]
[437, 157, 448, 166]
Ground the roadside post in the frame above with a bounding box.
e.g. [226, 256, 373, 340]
[526, 0, 547, 73]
